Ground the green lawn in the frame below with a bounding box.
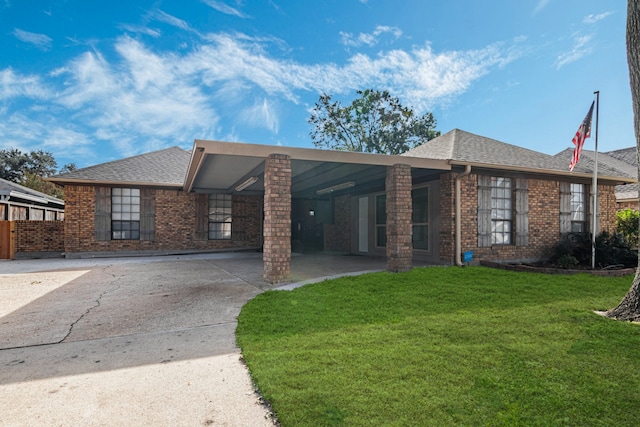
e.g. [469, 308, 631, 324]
[236, 267, 640, 426]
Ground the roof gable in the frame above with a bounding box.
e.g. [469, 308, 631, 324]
[49, 146, 191, 187]
[404, 129, 570, 172]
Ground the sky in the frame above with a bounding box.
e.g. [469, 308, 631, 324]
[0, 0, 633, 170]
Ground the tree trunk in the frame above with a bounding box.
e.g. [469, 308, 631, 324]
[606, 0, 640, 321]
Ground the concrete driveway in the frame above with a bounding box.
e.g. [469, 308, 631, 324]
[0, 252, 387, 426]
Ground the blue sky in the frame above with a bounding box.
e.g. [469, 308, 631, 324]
[0, 0, 632, 169]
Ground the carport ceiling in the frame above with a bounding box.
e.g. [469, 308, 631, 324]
[185, 140, 451, 198]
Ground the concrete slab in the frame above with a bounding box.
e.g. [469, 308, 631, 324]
[0, 251, 391, 426]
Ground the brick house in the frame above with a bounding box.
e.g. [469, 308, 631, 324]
[48, 129, 635, 283]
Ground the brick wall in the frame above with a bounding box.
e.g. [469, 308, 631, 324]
[439, 172, 620, 264]
[439, 173, 456, 263]
[323, 194, 351, 252]
[386, 164, 413, 272]
[63, 185, 262, 254]
[13, 220, 64, 257]
[598, 183, 617, 235]
[263, 154, 292, 283]
[617, 200, 639, 211]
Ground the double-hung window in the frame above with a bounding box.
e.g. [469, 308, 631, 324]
[112, 188, 140, 240]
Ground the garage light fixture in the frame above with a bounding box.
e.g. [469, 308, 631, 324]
[235, 176, 259, 192]
[316, 181, 355, 195]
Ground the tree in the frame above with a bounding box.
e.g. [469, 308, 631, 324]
[0, 148, 28, 182]
[606, 0, 640, 321]
[308, 89, 440, 155]
[0, 148, 65, 198]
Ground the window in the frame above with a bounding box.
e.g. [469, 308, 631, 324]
[570, 183, 586, 233]
[209, 194, 232, 240]
[412, 187, 429, 250]
[375, 194, 386, 247]
[112, 188, 140, 240]
[490, 177, 512, 245]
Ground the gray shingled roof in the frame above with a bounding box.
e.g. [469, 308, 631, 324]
[0, 177, 64, 206]
[606, 147, 637, 167]
[617, 182, 639, 200]
[49, 147, 191, 186]
[554, 148, 636, 178]
[404, 128, 636, 180]
[404, 129, 578, 173]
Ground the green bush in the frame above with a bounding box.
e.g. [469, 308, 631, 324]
[556, 253, 579, 268]
[551, 231, 637, 269]
[616, 208, 639, 248]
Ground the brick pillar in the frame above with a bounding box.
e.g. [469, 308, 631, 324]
[386, 164, 413, 272]
[263, 154, 292, 283]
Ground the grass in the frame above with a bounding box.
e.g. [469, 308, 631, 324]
[236, 267, 640, 426]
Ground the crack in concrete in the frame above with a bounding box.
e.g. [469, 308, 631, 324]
[58, 267, 122, 344]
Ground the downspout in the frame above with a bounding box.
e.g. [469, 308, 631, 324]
[455, 165, 472, 266]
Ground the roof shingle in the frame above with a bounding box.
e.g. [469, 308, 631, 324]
[49, 147, 191, 186]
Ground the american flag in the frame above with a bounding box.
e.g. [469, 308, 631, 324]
[569, 101, 595, 171]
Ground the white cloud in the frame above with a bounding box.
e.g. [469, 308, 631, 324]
[583, 11, 614, 24]
[184, 34, 519, 110]
[0, 112, 95, 162]
[53, 37, 218, 155]
[151, 10, 192, 32]
[12, 28, 52, 50]
[0, 68, 50, 99]
[240, 98, 279, 133]
[555, 34, 593, 69]
[201, 0, 249, 18]
[340, 25, 403, 48]
[120, 24, 161, 38]
[0, 28, 521, 158]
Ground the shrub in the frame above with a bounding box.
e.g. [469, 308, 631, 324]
[556, 254, 579, 268]
[616, 208, 639, 248]
[551, 231, 637, 269]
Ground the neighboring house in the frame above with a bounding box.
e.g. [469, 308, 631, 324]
[48, 129, 636, 283]
[0, 177, 64, 221]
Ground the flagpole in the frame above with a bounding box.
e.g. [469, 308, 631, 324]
[591, 90, 600, 269]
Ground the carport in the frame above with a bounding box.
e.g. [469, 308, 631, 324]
[184, 140, 451, 283]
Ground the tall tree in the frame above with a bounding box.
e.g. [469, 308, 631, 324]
[0, 148, 65, 198]
[0, 149, 28, 182]
[308, 89, 440, 155]
[0, 148, 58, 182]
[606, 0, 640, 321]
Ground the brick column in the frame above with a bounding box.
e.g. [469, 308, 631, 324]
[386, 164, 413, 272]
[263, 154, 292, 283]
